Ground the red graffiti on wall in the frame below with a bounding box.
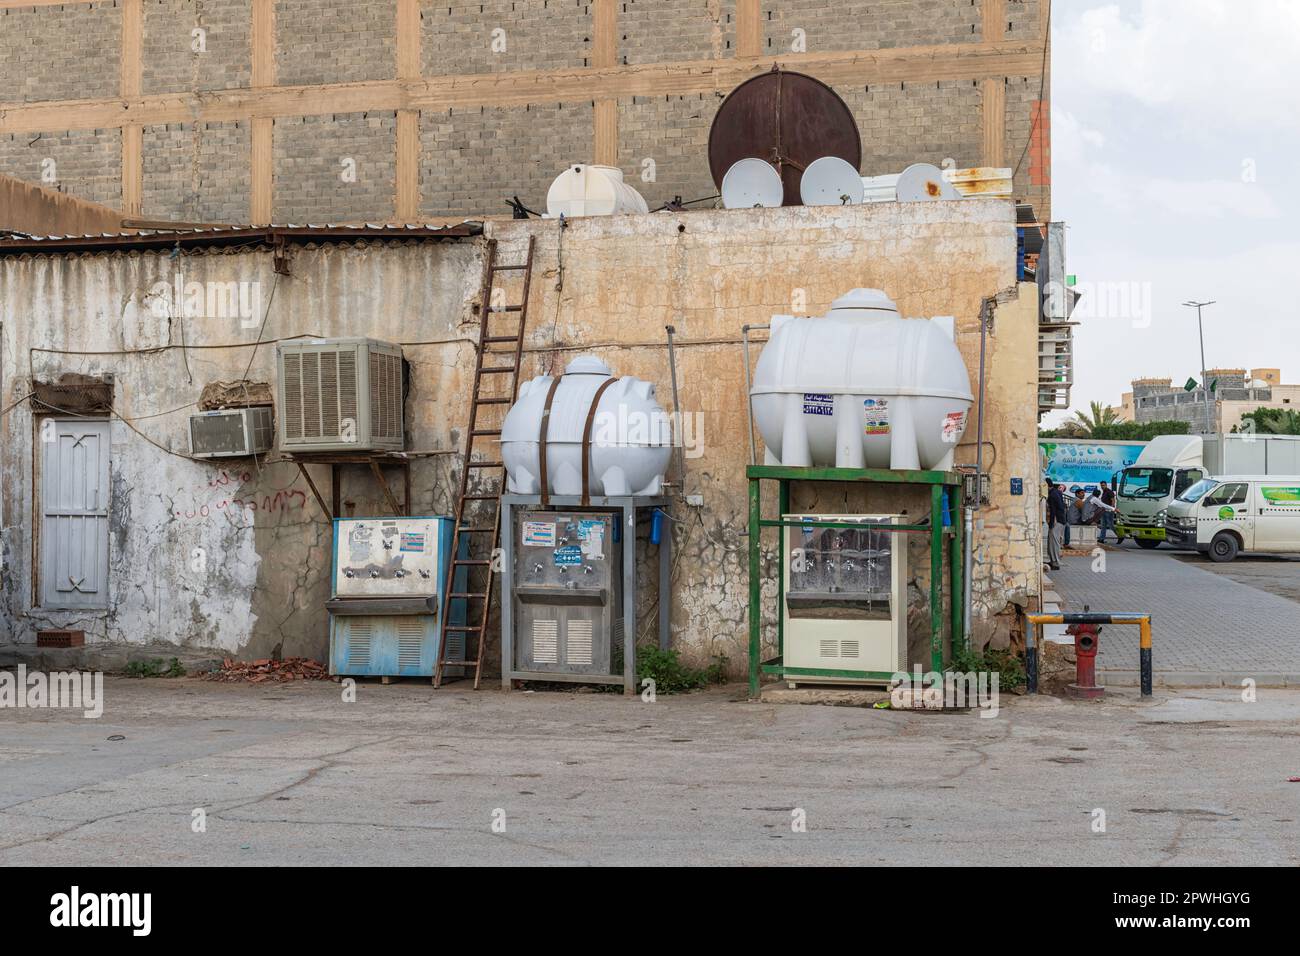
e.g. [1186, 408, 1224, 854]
[174, 471, 309, 520]
[205, 469, 253, 489]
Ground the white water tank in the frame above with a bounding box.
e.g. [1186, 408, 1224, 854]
[751, 289, 973, 471]
[501, 356, 672, 497]
[546, 164, 649, 218]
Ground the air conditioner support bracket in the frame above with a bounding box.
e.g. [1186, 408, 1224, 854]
[285, 451, 417, 521]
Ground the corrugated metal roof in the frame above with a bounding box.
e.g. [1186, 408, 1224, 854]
[0, 222, 482, 254]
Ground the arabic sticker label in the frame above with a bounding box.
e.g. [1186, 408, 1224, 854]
[553, 545, 583, 566]
[802, 393, 833, 416]
[942, 410, 967, 443]
[522, 520, 556, 547]
[863, 398, 890, 435]
[399, 532, 426, 553]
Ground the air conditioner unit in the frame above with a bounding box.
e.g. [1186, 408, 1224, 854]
[188, 406, 275, 459]
[276, 338, 405, 453]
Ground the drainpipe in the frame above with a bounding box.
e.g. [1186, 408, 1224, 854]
[664, 325, 686, 485]
[965, 289, 1016, 646]
[741, 324, 768, 467]
[963, 298, 991, 647]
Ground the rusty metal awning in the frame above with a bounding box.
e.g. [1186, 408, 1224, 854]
[0, 222, 482, 255]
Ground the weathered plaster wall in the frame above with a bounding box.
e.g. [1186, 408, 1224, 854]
[0, 239, 481, 656]
[0, 200, 1040, 672]
[484, 202, 1040, 666]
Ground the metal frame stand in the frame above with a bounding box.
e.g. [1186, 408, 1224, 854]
[500, 493, 671, 696]
[287, 451, 418, 520]
[746, 465, 965, 698]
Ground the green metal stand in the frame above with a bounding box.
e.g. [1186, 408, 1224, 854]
[746, 465, 965, 698]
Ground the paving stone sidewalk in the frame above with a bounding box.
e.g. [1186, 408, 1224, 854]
[1048, 546, 1300, 687]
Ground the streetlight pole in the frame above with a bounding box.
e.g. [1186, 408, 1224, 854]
[1183, 300, 1216, 436]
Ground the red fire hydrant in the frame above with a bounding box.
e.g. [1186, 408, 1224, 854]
[1066, 621, 1104, 699]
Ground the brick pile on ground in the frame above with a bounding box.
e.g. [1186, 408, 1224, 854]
[200, 657, 332, 683]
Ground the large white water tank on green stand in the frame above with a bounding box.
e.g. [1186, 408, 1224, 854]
[750, 289, 973, 471]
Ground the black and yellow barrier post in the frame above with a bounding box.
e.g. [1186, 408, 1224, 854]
[1025, 612, 1153, 698]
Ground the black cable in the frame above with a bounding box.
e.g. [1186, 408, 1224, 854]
[1012, 1, 1053, 182]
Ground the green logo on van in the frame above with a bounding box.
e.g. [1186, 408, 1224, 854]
[1218, 506, 1235, 520]
[1261, 486, 1300, 504]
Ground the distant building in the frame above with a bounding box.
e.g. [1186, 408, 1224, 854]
[1124, 368, 1300, 434]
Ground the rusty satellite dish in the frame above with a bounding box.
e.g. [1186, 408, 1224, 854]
[708, 67, 862, 207]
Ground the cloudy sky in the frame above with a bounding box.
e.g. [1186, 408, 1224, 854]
[1047, 0, 1300, 427]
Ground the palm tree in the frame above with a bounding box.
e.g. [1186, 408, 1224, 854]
[1069, 401, 1119, 437]
[1053, 419, 1089, 438]
[1243, 408, 1300, 435]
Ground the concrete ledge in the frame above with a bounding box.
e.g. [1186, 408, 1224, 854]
[0, 643, 224, 675]
[1098, 669, 1291, 689]
[760, 683, 891, 707]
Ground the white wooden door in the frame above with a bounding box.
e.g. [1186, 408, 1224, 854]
[41, 419, 111, 609]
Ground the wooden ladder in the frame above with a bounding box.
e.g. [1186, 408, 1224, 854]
[434, 236, 535, 688]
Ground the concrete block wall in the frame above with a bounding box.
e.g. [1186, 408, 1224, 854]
[420, 0, 591, 75]
[141, 121, 252, 223]
[0, 1, 121, 103]
[419, 102, 593, 218]
[277, 0, 396, 86]
[617, 94, 718, 210]
[622, 0, 735, 64]
[1006, 0, 1042, 37]
[143, 0, 253, 95]
[273, 112, 398, 222]
[763, 0, 981, 53]
[0, 2, 1048, 228]
[1004, 73, 1049, 218]
[837, 80, 984, 177]
[0, 129, 123, 208]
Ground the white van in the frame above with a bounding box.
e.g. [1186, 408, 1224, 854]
[1168, 475, 1300, 562]
[1162, 476, 1221, 547]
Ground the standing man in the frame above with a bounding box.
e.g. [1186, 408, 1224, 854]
[1092, 482, 1118, 544]
[1046, 482, 1067, 570]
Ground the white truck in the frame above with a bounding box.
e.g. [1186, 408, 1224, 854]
[1114, 434, 1300, 547]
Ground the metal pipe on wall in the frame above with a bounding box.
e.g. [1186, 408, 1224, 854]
[741, 324, 768, 467]
[963, 299, 990, 646]
[664, 325, 686, 485]
[965, 289, 1016, 646]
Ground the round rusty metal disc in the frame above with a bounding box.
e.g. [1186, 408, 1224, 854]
[708, 68, 862, 206]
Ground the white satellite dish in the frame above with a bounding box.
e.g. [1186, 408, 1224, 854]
[895, 163, 963, 202]
[800, 156, 865, 206]
[721, 158, 784, 209]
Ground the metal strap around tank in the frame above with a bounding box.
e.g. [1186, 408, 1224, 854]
[580, 378, 621, 506]
[537, 375, 564, 507]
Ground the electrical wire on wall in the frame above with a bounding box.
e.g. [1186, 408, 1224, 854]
[544, 216, 569, 376]
[236, 270, 281, 478]
[11, 265, 285, 467]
